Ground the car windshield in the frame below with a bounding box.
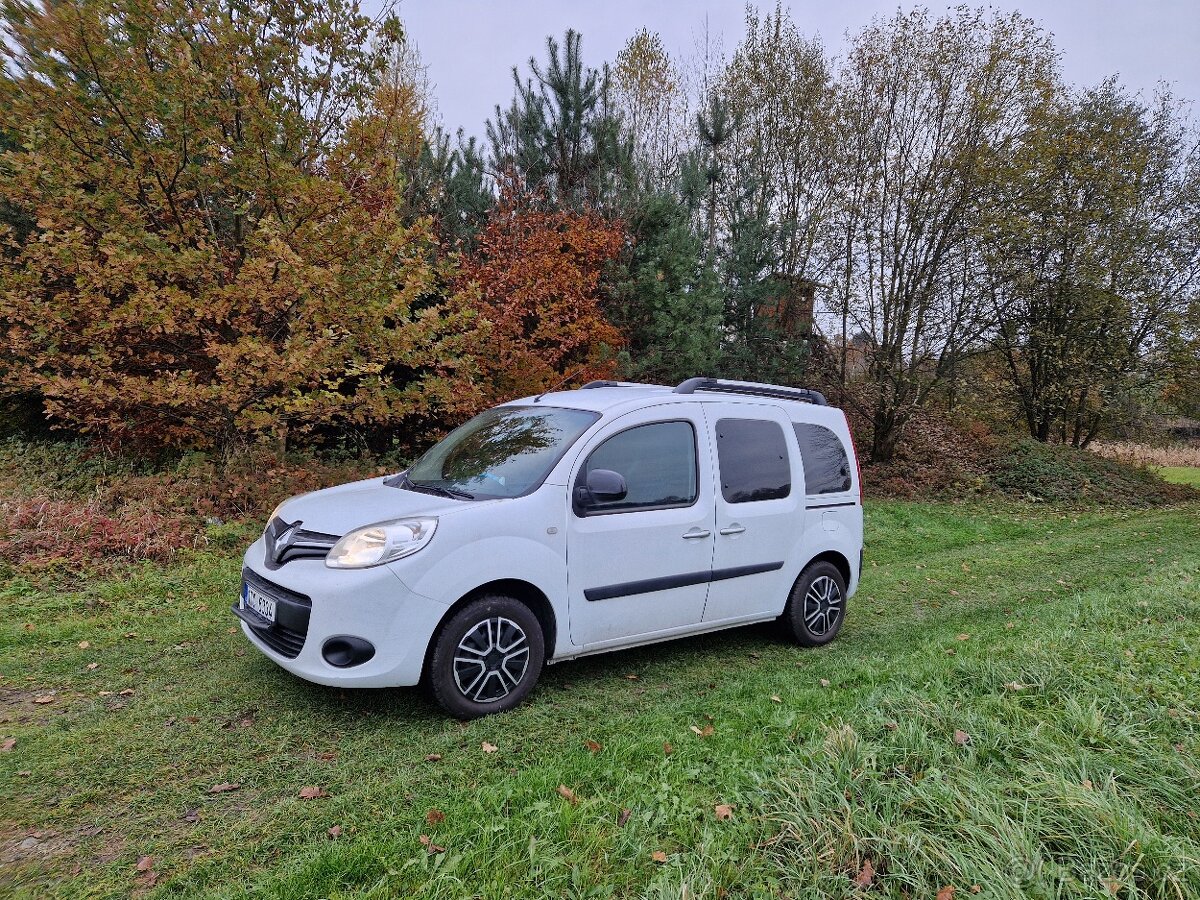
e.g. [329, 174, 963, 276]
[403, 405, 599, 500]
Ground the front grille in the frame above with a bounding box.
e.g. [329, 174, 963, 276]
[263, 517, 340, 570]
[238, 569, 312, 659]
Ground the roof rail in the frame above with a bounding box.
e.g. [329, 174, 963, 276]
[673, 377, 827, 406]
[579, 380, 622, 389]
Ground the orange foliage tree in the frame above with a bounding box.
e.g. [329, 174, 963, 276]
[0, 0, 482, 451]
[456, 187, 626, 403]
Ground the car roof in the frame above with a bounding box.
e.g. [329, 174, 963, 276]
[503, 382, 847, 426]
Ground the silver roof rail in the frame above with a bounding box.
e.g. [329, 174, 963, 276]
[672, 377, 827, 406]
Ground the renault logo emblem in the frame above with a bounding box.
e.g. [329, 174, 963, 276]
[272, 520, 301, 564]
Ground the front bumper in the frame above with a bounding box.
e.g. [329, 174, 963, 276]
[233, 535, 448, 687]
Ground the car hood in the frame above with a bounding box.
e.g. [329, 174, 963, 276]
[272, 476, 485, 536]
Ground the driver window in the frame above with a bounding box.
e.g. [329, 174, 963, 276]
[577, 421, 698, 514]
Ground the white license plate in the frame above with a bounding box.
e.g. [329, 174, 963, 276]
[243, 583, 277, 623]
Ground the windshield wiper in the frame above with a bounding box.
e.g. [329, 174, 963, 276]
[391, 471, 474, 500]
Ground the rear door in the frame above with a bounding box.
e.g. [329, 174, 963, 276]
[702, 403, 805, 622]
[566, 404, 716, 648]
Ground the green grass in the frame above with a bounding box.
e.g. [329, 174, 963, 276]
[1, 501, 1198, 898]
[1160, 466, 1200, 488]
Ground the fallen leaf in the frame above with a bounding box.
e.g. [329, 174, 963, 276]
[663, 742, 673, 756]
[884, 722, 898, 731]
[1102, 879, 1122, 896]
[98, 691, 113, 697]
[961, 562, 970, 572]
[317, 750, 337, 761]
[425, 809, 445, 825]
[770, 695, 782, 703]
[298, 786, 327, 800]
[86, 663, 99, 671]
[713, 803, 734, 821]
[135, 871, 159, 888]
[557, 784, 578, 805]
[181, 808, 200, 823]
[583, 740, 602, 753]
[481, 741, 498, 753]
[625, 673, 639, 680]
[617, 808, 632, 827]
[327, 825, 342, 838]
[1, 738, 15, 752]
[937, 886, 956, 900]
[820, 679, 831, 687]
[953, 730, 971, 746]
[419, 834, 445, 854]
[135, 855, 154, 872]
[1082, 778, 1094, 790]
[855, 858, 875, 888]
[651, 850, 668, 863]
[970, 887, 982, 895]
[1005, 681, 1026, 691]
[957, 633, 970, 641]
[118, 689, 134, 697]
[689, 725, 714, 737]
[424, 753, 442, 762]
[33, 695, 54, 704]
[207, 783, 240, 794]
[78, 641, 90, 649]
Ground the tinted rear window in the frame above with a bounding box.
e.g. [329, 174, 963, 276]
[793, 423, 852, 494]
[716, 418, 791, 503]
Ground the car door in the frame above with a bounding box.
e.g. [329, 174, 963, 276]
[566, 405, 715, 648]
[702, 402, 805, 622]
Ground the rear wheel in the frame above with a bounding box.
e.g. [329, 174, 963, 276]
[783, 561, 847, 647]
[427, 594, 545, 719]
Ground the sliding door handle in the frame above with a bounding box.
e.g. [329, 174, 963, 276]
[719, 524, 746, 536]
[682, 528, 712, 540]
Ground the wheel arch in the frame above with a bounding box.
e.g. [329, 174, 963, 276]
[798, 549, 852, 589]
[422, 579, 558, 682]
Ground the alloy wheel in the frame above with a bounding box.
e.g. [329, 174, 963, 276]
[803, 575, 843, 636]
[452, 616, 530, 703]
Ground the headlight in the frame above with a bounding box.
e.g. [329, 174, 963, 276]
[325, 517, 438, 569]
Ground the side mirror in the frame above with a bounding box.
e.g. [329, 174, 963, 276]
[576, 468, 627, 509]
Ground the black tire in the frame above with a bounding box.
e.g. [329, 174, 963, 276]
[783, 561, 847, 647]
[427, 594, 545, 719]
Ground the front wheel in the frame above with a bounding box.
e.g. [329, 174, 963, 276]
[427, 594, 545, 719]
[783, 561, 847, 647]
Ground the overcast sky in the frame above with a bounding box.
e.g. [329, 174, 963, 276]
[391, 0, 1200, 140]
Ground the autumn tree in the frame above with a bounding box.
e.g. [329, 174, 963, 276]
[456, 187, 625, 403]
[830, 8, 1058, 461]
[613, 29, 688, 193]
[985, 81, 1200, 445]
[0, 0, 482, 450]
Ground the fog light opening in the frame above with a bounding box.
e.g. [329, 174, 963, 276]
[321, 636, 375, 668]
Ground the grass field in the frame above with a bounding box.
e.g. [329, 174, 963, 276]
[1160, 466, 1200, 489]
[2, 500, 1198, 898]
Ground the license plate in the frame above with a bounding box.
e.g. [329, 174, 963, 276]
[242, 583, 277, 624]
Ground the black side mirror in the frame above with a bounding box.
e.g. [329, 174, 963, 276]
[575, 468, 628, 509]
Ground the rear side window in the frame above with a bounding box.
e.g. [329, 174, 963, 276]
[578, 420, 698, 513]
[716, 418, 791, 503]
[793, 423, 852, 494]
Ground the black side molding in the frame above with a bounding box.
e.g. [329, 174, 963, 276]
[584, 561, 784, 602]
[806, 500, 858, 510]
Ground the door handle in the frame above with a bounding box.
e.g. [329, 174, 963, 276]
[682, 528, 712, 540]
[719, 524, 746, 536]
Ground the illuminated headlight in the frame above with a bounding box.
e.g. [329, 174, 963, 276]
[325, 518, 438, 569]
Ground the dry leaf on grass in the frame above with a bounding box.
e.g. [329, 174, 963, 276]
[207, 783, 240, 794]
[327, 825, 343, 838]
[937, 885, 957, 900]
[617, 808, 632, 827]
[957, 633, 970, 641]
[819, 678, 831, 687]
[713, 804, 734, 821]
[135, 856, 154, 872]
[583, 739, 602, 753]
[556, 785, 578, 805]
[298, 786, 328, 800]
[663, 742, 673, 755]
[424, 753, 442, 762]
[33, 695, 54, 704]
[481, 741, 498, 753]
[651, 850, 668, 863]
[419, 834, 445, 854]
[854, 858, 875, 888]
[1, 738, 15, 752]
[770, 695, 782, 703]
[689, 725, 714, 737]
[426, 809, 445, 825]
[953, 729, 971, 746]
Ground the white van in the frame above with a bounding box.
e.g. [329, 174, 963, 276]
[235, 378, 864, 718]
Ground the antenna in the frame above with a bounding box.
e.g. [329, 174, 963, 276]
[533, 368, 587, 403]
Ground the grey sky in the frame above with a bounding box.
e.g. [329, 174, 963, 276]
[392, 0, 1200, 140]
